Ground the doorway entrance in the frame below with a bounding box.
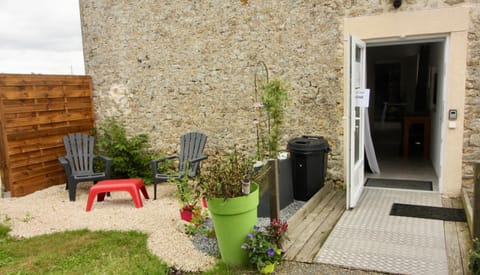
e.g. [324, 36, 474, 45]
[344, 7, 469, 204]
[365, 40, 446, 192]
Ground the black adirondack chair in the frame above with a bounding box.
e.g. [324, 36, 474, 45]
[58, 133, 112, 201]
[151, 132, 208, 200]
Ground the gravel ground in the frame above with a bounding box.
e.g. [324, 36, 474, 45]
[0, 184, 387, 274]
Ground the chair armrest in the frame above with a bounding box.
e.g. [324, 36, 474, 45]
[187, 155, 208, 177]
[58, 156, 73, 178]
[95, 155, 113, 178]
[58, 156, 68, 166]
[96, 155, 112, 163]
[151, 155, 178, 174]
[189, 155, 208, 164]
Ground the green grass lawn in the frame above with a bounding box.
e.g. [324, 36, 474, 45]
[0, 224, 172, 274]
[0, 224, 246, 275]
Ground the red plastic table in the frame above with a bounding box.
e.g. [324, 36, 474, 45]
[86, 178, 149, 211]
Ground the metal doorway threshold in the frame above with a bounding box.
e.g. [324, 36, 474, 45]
[315, 187, 448, 275]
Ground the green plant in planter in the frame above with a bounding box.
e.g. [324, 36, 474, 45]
[93, 117, 169, 184]
[198, 149, 260, 266]
[198, 149, 255, 200]
[170, 175, 203, 223]
[253, 70, 288, 161]
[252, 75, 289, 213]
[261, 79, 288, 159]
[241, 219, 288, 273]
[170, 176, 198, 208]
[183, 210, 209, 236]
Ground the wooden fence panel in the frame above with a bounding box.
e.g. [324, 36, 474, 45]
[0, 74, 94, 197]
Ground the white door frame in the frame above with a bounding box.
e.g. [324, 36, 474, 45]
[346, 35, 367, 209]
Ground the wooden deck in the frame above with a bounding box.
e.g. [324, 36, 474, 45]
[283, 185, 472, 274]
[443, 196, 472, 275]
[282, 183, 345, 262]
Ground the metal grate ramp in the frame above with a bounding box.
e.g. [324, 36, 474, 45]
[315, 188, 448, 275]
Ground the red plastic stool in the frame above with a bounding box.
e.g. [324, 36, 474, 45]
[86, 178, 149, 211]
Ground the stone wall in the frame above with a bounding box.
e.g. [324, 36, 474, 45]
[463, 5, 480, 186]
[79, 0, 479, 186]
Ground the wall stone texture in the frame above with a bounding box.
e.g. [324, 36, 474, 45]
[463, 4, 480, 186]
[79, 0, 479, 187]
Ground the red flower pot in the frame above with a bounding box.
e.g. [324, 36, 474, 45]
[180, 206, 194, 222]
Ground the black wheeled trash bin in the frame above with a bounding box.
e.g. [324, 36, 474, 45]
[287, 136, 330, 201]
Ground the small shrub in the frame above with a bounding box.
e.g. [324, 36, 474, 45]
[170, 175, 198, 208]
[93, 118, 169, 184]
[261, 79, 288, 158]
[470, 238, 480, 274]
[183, 211, 209, 236]
[241, 220, 288, 273]
[198, 148, 255, 199]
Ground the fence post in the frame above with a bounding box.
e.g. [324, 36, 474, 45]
[269, 158, 280, 220]
[474, 162, 480, 239]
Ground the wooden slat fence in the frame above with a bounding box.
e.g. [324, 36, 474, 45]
[0, 74, 94, 197]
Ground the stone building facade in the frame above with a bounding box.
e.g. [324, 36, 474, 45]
[79, 0, 480, 191]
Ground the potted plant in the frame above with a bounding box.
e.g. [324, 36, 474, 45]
[253, 75, 292, 217]
[170, 176, 201, 223]
[198, 148, 259, 266]
[241, 219, 289, 273]
[261, 78, 288, 159]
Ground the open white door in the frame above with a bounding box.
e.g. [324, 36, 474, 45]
[346, 35, 366, 209]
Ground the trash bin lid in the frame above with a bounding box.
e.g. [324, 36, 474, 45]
[287, 136, 329, 153]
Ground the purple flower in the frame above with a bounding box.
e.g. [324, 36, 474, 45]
[253, 225, 260, 231]
[247, 233, 253, 239]
[241, 243, 248, 250]
[267, 248, 275, 257]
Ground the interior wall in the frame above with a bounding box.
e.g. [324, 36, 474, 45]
[404, 55, 418, 113]
[367, 44, 420, 127]
[429, 42, 446, 179]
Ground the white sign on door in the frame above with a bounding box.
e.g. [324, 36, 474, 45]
[355, 88, 370, 108]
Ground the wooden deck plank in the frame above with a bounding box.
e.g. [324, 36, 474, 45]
[284, 192, 339, 259]
[287, 183, 333, 228]
[443, 197, 472, 275]
[443, 197, 464, 275]
[285, 190, 337, 241]
[284, 188, 345, 261]
[462, 188, 474, 237]
[294, 192, 345, 262]
[283, 187, 337, 252]
[452, 197, 472, 275]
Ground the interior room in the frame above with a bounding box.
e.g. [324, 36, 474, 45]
[365, 40, 446, 191]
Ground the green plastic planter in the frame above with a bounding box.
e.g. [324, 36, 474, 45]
[207, 183, 259, 266]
